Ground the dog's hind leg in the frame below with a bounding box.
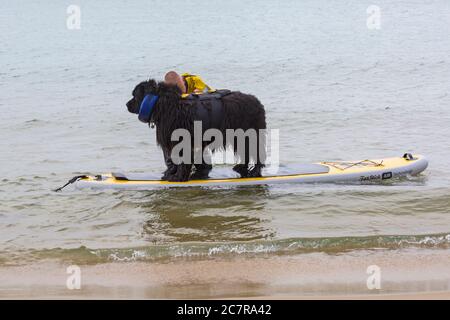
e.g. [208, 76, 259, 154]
[247, 130, 266, 177]
[233, 164, 249, 177]
[191, 149, 212, 180]
[232, 137, 251, 178]
[248, 164, 263, 177]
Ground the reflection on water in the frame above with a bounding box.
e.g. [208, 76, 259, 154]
[138, 186, 274, 242]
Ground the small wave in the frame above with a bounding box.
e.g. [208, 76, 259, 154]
[20, 119, 51, 129]
[2, 232, 450, 266]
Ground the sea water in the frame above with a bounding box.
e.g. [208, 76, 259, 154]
[1, 0, 450, 294]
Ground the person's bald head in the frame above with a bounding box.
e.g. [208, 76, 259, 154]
[164, 71, 179, 83]
[164, 71, 186, 93]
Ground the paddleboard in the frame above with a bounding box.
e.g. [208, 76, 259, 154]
[69, 153, 428, 190]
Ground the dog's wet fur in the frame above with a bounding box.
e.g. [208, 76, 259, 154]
[126, 79, 266, 182]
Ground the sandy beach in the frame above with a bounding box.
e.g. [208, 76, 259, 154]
[1, 248, 449, 299]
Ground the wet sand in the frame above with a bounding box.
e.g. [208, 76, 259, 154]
[1, 248, 449, 299]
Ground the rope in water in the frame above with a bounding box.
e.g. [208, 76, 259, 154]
[53, 175, 87, 192]
[320, 159, 384, 171]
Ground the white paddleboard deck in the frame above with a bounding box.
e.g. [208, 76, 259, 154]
[74, 154, 428, 190]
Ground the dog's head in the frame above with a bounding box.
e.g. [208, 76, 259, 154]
[126, 79, 158, 114]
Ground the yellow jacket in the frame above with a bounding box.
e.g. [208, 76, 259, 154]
[182, 73, 214, 94]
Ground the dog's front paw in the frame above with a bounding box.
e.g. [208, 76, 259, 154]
[161, 166, 177, 180]
[247, 166, 263, 177]
[190, 170, 209, 180]
[167, 174, 189, 182]
[167, 170, 189, 182]
[190, 164, 212, 180]
[165, 164, 192, 182]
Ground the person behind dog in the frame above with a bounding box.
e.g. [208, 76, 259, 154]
[164, 71, 213, 94]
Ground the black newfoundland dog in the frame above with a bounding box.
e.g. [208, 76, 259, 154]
[126, 79, 266, 182]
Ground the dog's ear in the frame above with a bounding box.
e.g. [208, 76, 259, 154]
[138, 79, 157, 94]
[135, 81, 147, 94]
[146, 79, 157, 90]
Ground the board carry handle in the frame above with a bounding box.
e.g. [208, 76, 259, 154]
[403, 153, 414, 161]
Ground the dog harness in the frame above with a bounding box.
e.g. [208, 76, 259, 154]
[182, 89, 231, 130]
[138, 90, 231, 128]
